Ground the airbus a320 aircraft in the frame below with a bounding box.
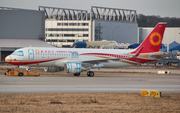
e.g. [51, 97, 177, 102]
[5, 22, 168, 77]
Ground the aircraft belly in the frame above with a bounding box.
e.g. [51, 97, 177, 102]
[55, 60, 66, 67]
[102, 61, 133, 68]
[28, 61, 56, 67]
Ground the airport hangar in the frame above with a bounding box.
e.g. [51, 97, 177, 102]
[0, 6, 138, 62]
[38, 6, 180, 49]
[0, 7, 54, 62]
[39, 6, 138, 48]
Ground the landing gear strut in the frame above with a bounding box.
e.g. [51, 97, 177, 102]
[87, 71, 94, 77]
[26, 68, 31, 72]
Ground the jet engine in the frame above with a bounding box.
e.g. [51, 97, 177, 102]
[44, 67, 64, 72]
[64, 63, 82, 73]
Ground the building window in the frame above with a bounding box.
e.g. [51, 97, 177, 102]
[49, 34, 53, 36]
[46, 34, 89, 37]
[46, 39, 57, 42]
[84, 23, 89, 26]
[57, 23, 89, 26]
[58, 40, 63, 42]
[78, 34, 83, 37]
[46, 28, 88, 31]
[63, 23, 68, 26]
[83, 40, 88, 42]
[67, 39, 75, 42]
[83, 34, 89, 37]
[69, 23, 77, 26]
[81, 23, 89, 26]
[64, 34, 75, 37]
[62, 39, 67, 42]
[62, 45, 71, 48]
[57, 23, 62, 26]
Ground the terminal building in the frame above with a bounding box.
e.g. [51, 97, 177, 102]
[38, 6, 138, 47]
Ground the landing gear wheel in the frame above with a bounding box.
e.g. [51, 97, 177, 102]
[18, 72, 24, 77]
[87, 71, 94, 77]
[87, 71, 90, 76]
[74, 73, 80, 76]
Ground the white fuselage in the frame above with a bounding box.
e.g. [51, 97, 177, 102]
[6, 47, 142, 68]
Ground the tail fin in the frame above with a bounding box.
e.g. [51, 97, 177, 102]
[73, 45, 77, 48]
[132, 22, 166, 54]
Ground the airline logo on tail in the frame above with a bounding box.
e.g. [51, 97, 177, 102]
[149, 32, 162, 46]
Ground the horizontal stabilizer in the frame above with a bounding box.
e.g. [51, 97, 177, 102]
[149, 52, 176, 58]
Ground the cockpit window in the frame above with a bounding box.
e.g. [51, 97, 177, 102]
[12, 51, 24, 56]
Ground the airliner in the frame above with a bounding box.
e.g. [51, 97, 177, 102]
[5, 22, 168, 77]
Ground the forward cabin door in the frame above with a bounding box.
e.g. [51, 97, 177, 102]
[28, 49, 34, 59]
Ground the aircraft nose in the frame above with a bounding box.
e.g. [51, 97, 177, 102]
[5, 56, 12, 62]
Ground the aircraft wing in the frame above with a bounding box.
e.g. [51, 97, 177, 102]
[81, 58, 119, 64]
[81, 55, 138, 64]
[66, 48, 143, 69]
[79, 58, 121, 69]
[81, 46, 144, 64]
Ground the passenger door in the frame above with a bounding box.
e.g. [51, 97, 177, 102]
[28, 49, 34, 59]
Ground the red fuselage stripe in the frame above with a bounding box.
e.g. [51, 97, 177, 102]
[6, 57, 65, 65]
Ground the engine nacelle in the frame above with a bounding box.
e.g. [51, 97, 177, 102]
[64, 63, 82, 73]
[44, 67, 64, 72]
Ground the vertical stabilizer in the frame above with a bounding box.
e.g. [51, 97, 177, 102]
[132, 22, 166, 54]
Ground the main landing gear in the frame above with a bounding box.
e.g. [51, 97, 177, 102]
[87, 71, 94, 77]
[73, 71, 94, 77]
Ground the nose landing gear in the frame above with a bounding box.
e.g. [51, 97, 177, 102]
[26, 68, 31, 72]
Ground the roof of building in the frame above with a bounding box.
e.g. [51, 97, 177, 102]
[161, 41, 180, 52]
[0, 39, 55, 48]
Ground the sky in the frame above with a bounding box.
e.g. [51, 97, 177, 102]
[1, 0, 180, 18]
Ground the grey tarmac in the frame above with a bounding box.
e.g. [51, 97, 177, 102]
[0, 74, 180, 94]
